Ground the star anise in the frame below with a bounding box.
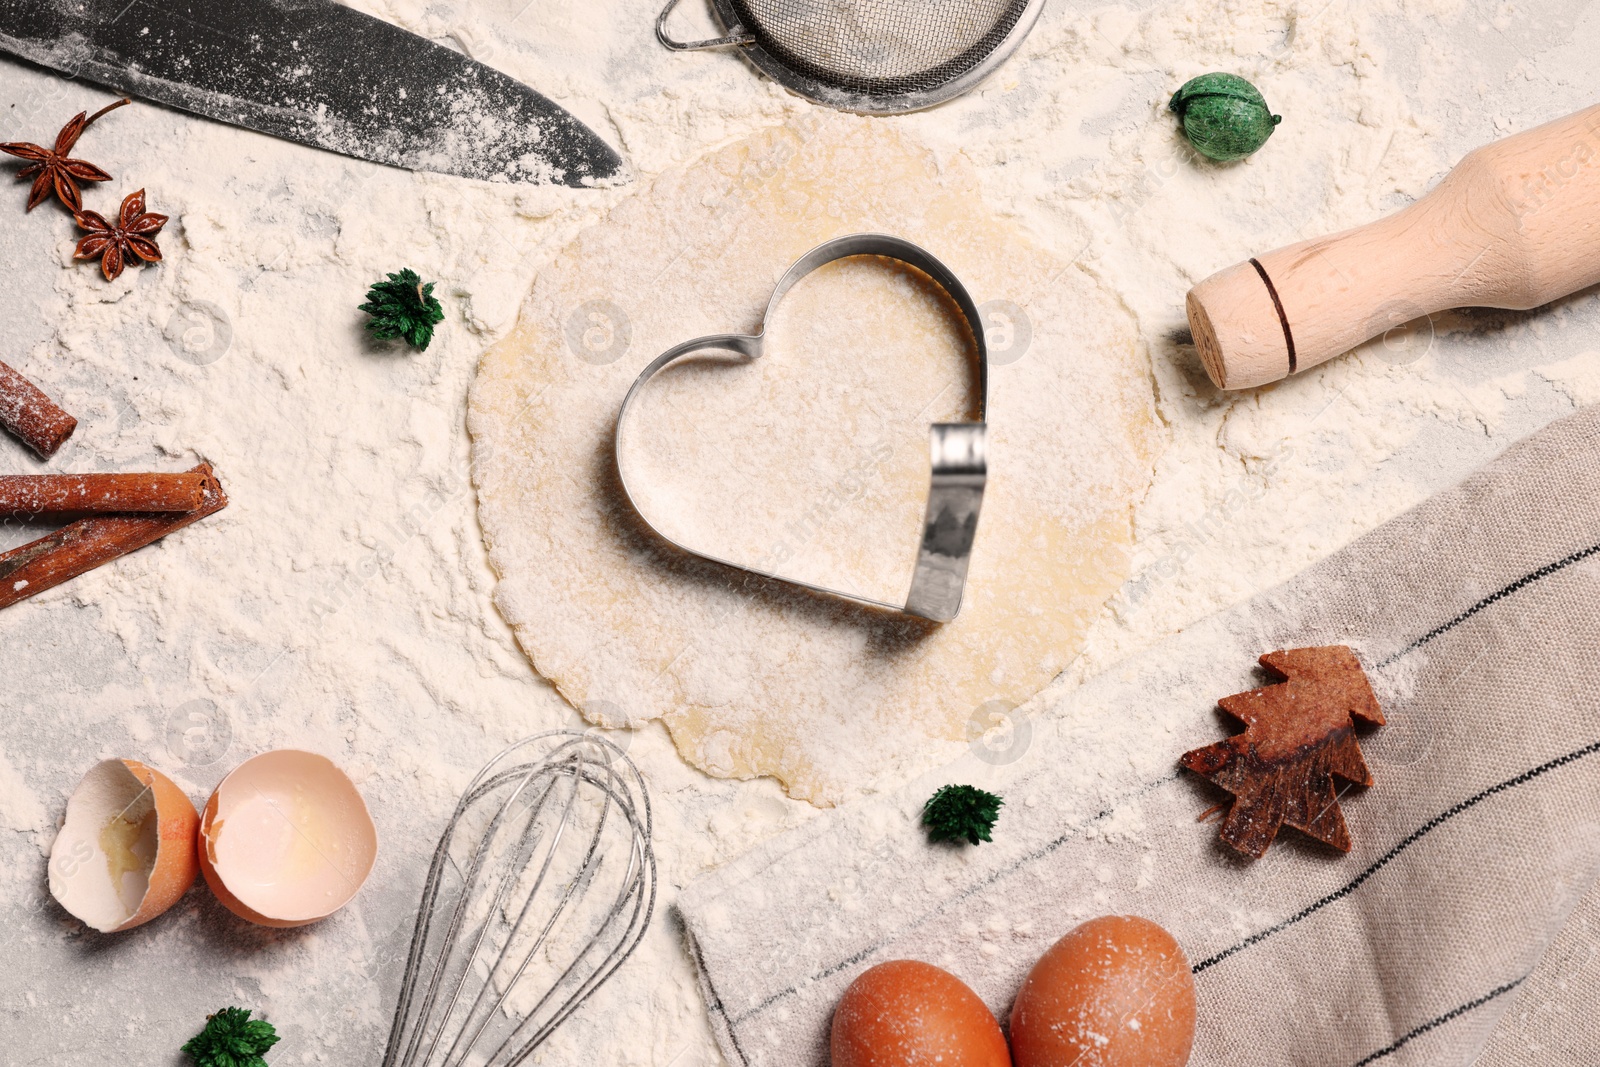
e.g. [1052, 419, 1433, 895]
[0, 99, 128, 212]
[73, 189, 168, 282]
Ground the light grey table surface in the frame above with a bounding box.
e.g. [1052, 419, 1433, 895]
[2, 1, 1598, 1065]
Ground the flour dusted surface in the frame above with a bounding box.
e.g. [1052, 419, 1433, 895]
[1, 0, 1596, 1064]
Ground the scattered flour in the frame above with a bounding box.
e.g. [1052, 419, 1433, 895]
[1535, 351, 1600, 405]
[0, 0, 1594, 1063]
[0, 749, 48, 842]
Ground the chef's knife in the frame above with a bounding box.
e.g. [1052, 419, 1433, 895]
[0, 0, 625, 188]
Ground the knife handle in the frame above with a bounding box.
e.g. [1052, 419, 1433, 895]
[1188, 103, 1600, 390]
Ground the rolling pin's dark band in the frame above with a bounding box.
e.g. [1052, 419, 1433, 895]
[1249, 257, 1297, 375]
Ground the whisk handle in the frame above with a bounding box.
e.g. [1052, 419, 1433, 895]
[656, 0, 757, 50]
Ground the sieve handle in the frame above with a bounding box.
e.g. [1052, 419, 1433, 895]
[655, 0, 756, 50]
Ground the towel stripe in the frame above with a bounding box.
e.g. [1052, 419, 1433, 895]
[1192, 738, 1600, 973]
[687, 926, 754, 1065]
[1348, 977, 1525, 1067]
[1377, 540, 1600, 669]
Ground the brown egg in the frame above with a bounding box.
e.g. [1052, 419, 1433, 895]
[1010, 916, 1195, 1067]
[832, 960, 1011, 1067]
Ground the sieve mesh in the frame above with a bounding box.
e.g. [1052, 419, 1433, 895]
[726, 0, 1031, 96]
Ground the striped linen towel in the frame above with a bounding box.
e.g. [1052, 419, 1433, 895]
[677, 404, 1600, 1066]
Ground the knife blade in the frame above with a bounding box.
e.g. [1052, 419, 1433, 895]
[0, 0, 625, 188]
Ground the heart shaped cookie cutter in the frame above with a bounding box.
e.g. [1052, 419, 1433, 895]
[614, 233, 988, 622]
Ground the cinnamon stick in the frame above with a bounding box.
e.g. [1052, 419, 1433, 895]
[0, 359, 77, 459]
[0, 463, 227, 610]
[0, 472, 208, 519]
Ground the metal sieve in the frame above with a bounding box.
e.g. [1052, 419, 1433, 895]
[656, 0, 1045, 114]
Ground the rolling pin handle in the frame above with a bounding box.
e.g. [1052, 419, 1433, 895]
[1189, 103, 1600, 390]
[1187, 260, 1292, 390]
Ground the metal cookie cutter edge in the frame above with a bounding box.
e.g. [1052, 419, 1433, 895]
[613, 233, 988, 623]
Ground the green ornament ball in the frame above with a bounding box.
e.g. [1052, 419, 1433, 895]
[1169, 72, 1282, 162]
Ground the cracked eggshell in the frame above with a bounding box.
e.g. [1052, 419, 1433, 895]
[49, 759, 200, 933]
[198, 749, 378, 928]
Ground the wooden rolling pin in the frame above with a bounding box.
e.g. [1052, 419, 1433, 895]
[1188, 104, 1600, 390]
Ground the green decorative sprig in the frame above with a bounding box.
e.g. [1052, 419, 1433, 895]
[181, 1007, 280, 1067]
[922, 784, 1003, 846]
[359, 267, 444, 350]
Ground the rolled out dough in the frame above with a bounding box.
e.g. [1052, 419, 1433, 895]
[468, 115, 1159, 803]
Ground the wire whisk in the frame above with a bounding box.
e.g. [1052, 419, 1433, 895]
[383, 731, 656, 1066]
